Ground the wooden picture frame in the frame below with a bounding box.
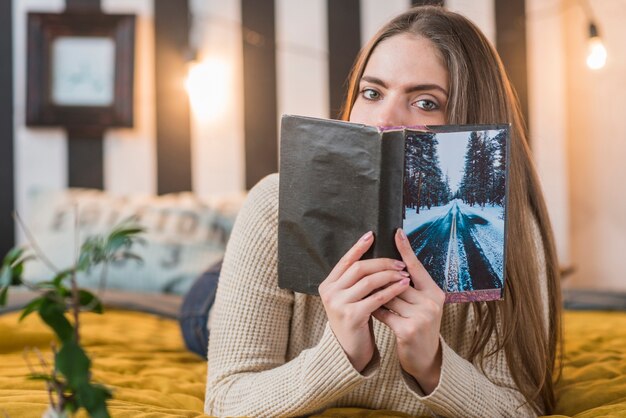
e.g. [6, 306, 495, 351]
[26, 12, 135, 133]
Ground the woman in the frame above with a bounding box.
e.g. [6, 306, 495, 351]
[204, 5, 561, 417]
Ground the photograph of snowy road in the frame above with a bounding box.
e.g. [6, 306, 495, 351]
[403, 128, 507, 302]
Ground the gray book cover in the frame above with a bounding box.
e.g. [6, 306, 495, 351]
[278, 115, 509, 303]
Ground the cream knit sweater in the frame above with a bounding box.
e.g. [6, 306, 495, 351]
[205, 173, 543, 418]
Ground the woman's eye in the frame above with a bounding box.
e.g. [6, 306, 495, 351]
[361, 88, 381, 100]
[414, 99, 439, 111]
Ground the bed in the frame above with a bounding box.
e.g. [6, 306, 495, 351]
[1, 295, 626, 417]
[2, 189, 626, 417]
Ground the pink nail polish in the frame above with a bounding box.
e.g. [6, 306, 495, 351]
[360, 231, 373, 242]
[394, 261, 406, 270]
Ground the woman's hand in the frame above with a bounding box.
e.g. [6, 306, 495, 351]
[319, 231, 411, 372]
[373, 228, 446, 394]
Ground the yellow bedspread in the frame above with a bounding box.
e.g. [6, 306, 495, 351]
[0, 310, 625, 418]
[0, 310, 208, 418]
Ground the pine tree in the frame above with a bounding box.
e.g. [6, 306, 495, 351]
[444, 171, 452, 203]
[491, 129, 507, 205]
[404, 133, 448, 213]
[477, 131, 495, 207]
[459, 131, 481, 206]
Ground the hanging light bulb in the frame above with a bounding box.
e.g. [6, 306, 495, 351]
[586, 22, 607, 70]
[184, 57, 231, 120]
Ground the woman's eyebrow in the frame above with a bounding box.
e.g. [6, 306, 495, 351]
[361, 75, 388, 88]
[361, 75, 448, 96]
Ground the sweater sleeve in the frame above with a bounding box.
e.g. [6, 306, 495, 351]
[204, 174, 378, 417]
[401, 337, 537, 417]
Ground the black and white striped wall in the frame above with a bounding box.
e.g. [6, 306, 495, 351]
[2, 0, 569, 268]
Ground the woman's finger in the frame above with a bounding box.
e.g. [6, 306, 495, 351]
[372, 307, 404, 332]
[343, 269, 409, 301]
[395, 228, 438, 292]
[383, 295, 414, 318]
[396, 285, 421, 304]
[358, 277, 411, 313]
[336, 258, 406, 289]
[325, 231, 375, 283]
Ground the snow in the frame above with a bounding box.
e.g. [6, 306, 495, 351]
[402, 199, 506, 287]
[402, 201, 453, 234]
[457, 202, 505, 236]
[457, 201, 505, 282]
[455, 226, 471, 291]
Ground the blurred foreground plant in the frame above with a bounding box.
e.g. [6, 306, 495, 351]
[0, 216, 144, 418]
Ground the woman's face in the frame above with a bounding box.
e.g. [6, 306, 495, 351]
[349, 33, 449, 128]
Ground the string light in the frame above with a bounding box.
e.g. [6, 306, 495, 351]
[528, 0, 609, 70]
[579, 0, 607, 70]
[182, 10, 329, 118]
[184, 5, 234, 120]
[184, 57, 231, 121]
[586, 22, 607, 70]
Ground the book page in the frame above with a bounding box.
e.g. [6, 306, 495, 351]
[403, 127, 508, 303]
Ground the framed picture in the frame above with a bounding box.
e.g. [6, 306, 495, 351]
[26, 12, 136, 132]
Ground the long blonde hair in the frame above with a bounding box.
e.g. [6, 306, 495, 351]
[341, 6, 562, 413]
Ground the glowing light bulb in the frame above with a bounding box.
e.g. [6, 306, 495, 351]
[587, 36, 607, 70]
[586, 22, 607, 70]
[184, 58, 231, 120]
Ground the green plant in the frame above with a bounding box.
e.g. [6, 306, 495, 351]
[0, 218, 144, 417]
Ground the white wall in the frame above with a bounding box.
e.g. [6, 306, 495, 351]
[276, 0, 329, 130]
[102, 0, 157, 196]
[446, 0, 495, 45]
[360, 0, 410, 44]
[564, 0, 626, 290]
[188, 0, 246, 196]
[14, 0, 67, 243]
[526, 0, 570, 268]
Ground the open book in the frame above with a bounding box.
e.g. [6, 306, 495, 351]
[278, 115, 509, 303]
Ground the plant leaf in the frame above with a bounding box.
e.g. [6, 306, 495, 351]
[56, 340, 90, 388]
[79, 236, 107, 269]
[19, 297, 44, 321]
[76, 383, 112, 418]
[27, 373, 55, 382]
[0, 286, 8, 307]
[12, 263, 23, 281]
[116, 252, 143, 265]
[106, 224, 144, 254]
[52, 269, 74, 289]
[78, 290, 103, 314]
[0, 265, 14, 288]
[0, 247, 30, 288]
[2, 247, 23, 267]
[106, 234, 129, 254]
[5, 247, 22, 262]
[39, 297, 73, 343]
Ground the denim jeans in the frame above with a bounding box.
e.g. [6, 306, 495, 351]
[179, 261, 222, 357]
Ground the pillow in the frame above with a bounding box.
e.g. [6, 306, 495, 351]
[21, 188, 244, 295]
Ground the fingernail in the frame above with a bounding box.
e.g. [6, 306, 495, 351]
[394, 260, 406, 270]
[397, 228, 407, 241]
[360, 231, 373, 242]
[399, 271, 410, 278]
[400, 278, 410, 285]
